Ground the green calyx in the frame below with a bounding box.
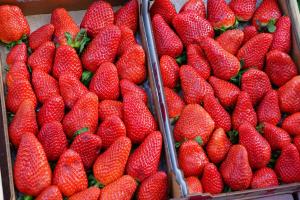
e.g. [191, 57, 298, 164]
[256, 123, 265, 134]
[230, 67, 248, 86]
[195, 136, 203, 146]
[266, 19, 277, 33]
[2, 34, 28, 50]
[88, 174, 105, 188]
[73, 127, 89, 139]
[65, 29, 90, 54]
[176, 51, 187, 65]
[81, 70, 94, 87]
[227, 130, 239, 144]
[267, 150, 281, 168]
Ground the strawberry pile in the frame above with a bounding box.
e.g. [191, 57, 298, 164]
[2, 1, 169, 199]
[151, 0, 300, 194]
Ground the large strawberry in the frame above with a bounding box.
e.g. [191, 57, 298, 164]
[282, 112, 300, 136]
[251, 167, 279, 189]
[118, 25, 136, 56]
[229, 0, 256, 21]
[278, 76, 300, 113]
[98, 100, 123, 121]
[164, 87, 185, 118]
[36, 185, 63, 200]
[243, 25, 258, 44]
[216, 29, 244, 55]
[115, 0, 138, 33]
[150, 0, 176, 24]
[14, 133, 51, 196]
[185, 176, 203, 194]
[201, 163, 224, 194]
[120, 79, 148, 103]
[69, 187, 101, 200]
[180, 0, 206, 18]
[6, 43, 27, 65]
[29, 24, 54, 50]
[159, 55, 180, 88]
[270, 16, 291, 53]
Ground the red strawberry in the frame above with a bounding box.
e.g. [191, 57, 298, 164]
[82, 24, 121, 72]
[257, 90, 281, 125]
[36, 185, 63, 200]
[265, 50, 297, 87]
[172, 12, 214, 45]
[96, 116, 126, 149]
[0, 5, 30, 43]
[270, 16, 291, 53]
[69, 187, 101, 200]
[115, 0, 138, 33]
[243, 25, 258, 44]
[251, 167, 279, 189]
[201, 163, 224, 194]
[29, 24, 55, 50]
[37, 121, 68, 161]
[185, 176, 203, 194]
[294, 136, 300, 153]
[220, 145, 253, 191]
[53, 149, 88, 197]
[6, 61, 30, 84]
[6, 43, 27, 65]
[98, 100, 123, 121]
[282, 113, 300, 136]
[164, 87, 185, 118]
[180, 0, 206, 18]
[80, 0, 114, 37]
[126, 131, 162, 181]
[206, 128, 231, 164]
[237, 33, 273, 70]
[137, 171, 168, 200]
[216, 29, 244, 55]
[118, 25, 136, 56]
[63, 92, 98, 138]
[14, 133, 51, 196]
[152, 14, 183, 58]
[278, 76, 300, 113]
[174, 104, 215, 144]
[186, 44, 211, 80]
[275, 144, 300, 183]
[120, 79, 148, 103]
[93, 136, 131, 185]
[9, 100, 38, 146]
[150, 0, 176, 24]
[159, 55, 180, 88]
[199, 37, 240, 80]
[229, 0, 256, 21]
[117, 43, 145, 65]
[232, 91, 257, 130]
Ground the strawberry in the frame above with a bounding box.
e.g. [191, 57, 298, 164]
[51, 8, 79, 45]
[278, 76, 300, 113]
[270, 16, 291, 53]
[98, 100, 123, 121]
[89, 62, 120, 100]
[229, 0, 256, 21]
[232, 91, 257, 130]
[199, 37, 240, 80]
[164, 87, 185, 118]
[180, 0, 206, 18]
[6, 43, 27, 65]
[257, 90, 281, 125]
[275, 144, 300, 183]
[63, 92, 98, 138]
[120, 79, 148, 103]
[185, 176, 203, 194]
[96, 116, 126, 149]
[220, 145, 253, 191]
[80, 0, 114, 37]
[37, 121, 68, 161]
[180, 65, 214, 104]
[118, 25, 136, 56]
[69, 187, 100, 200]
[14, 133, 51, 196]
[282, 113, 300, 136]
[123, 96, 157, 143]
[29, 24, 55, 50]
[206, 128, 231, 164]
[152, 14, 183, 58]
[53, 149, 88, 197]
[159, 55, 180, 88]
[0, 5, 30, 43]
[115, 0, 138, 33]
[237, 33, 273, 70]
[186, 44, 210, 80]
[294, 136, 300, 153]
[251, 167, 279, 189]
[178, 140, 209, 177]
[99, 175, 137, 200]
[137, 171, 168, 200]
[265, 50, 297, 87]
[172, 12, 214, 45]
[150, 0, 176, 24]
[82, 24, 121, 73]
[93, 136, 131, 185]
[201, 163, 224, 194]
[36, 185, 63, 200]
[216, 29, 244, 55]
[53, 45, 83, 79]
[6, 61, 30, 84]
[117, 43, 145, 65]
[243, 25, 258, 44]
[241, 68, 272, 105]
[126, 131, 162, 181]
[174, 104, 215, 144]
[8, 100, 38, 146]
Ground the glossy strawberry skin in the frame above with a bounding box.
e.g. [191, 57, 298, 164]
[29, 24, 55, 50]
[118, 25, 136, 56]
[278, 76, 300, 113]
[270, 16, 291, 53]
[115, 0, 138, 33]
[6, 43, 27, 65]
[180, 0, 206, 18]
[243, 26, 258, 44]
[36, 185, 63, 200]
[251, 168, 279, 189]
[6, 62, 30, 85]
[164, 87, 185, 118]
[216, 29, 244, 55]
[69, 187, 101, 200]
[150, 0, 176, 24]
[160, 55, 180, 88]
[120, 79, 148, 103]
[201, 163, 224, 194]
[185, 176, 203, 194]
[282, 112, 300, 136]
[98, 100, 123, 121]
[229, 0, 256, 21]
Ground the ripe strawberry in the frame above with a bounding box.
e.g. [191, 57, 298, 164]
[63, 92, 98, 138]
[257, 90, 281, 125]
[100, 175, 137, 200]
[82, 24, 121, 72]
[29, 24, 54, 50]
[201, 163, 224, 194]
[137, 171, 168, 200]
[199, 37, 240, 80]
[172, 12, 214, 45]
[294, 136, 300, 153]
[241, 68, 272, 105]
[185, 176, 203, 194]
[229, 0, 256, 21]
[118, 25, 136, 56]
[282, 113, 300, 136]
[243, 25, 258, 44]
[251, 167, 279, 189]
[0, 5, 30, 43]
[164, 87, 185, 118]
[270, 16, 291, 53]
[152, 14, 183, 58]
[216, 29, 244, 55]
[37, 121, 68, 161]
[159, 55, 180, 88]
[96, 116, 126, 148]
[6, 61, 30, 84]
[69, 187, 100, 200]
[237, 33, 273, 70]
[6, 43, 27, 65]
[115, 0, 138, 33]
[36, 185, 63, 200]
[220, 145, 252, 191]
[53, 149, 88, 197]
[98, 100, 123, 121]
[278, 76, 300, 113]
[51, 8, 79, 45]
[126, 131, 162, 181]
[14, 133, 51, 196]
[93, 136, 131, 185]
[186, 44, 210, 80]
[28, 41, 55, 73]
[232, 91, 257, 130]
[174, 104, 215, 144]
[275, 144, 300, 183]
[206, 128, 231, 164]
[150, 0, 176, 24]
[120, 79, 148, 103]
[117, 43, 145, 65]
[180, 0, 206, 18]
[9, 100, 38, 146]
[80, 1, 114, 37]
[265, 50, 297, 87]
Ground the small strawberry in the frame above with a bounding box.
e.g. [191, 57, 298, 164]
[29, 24, 55, 50]
[282, 113, 300, 136]
[164, 87, 185, 118]
[36, 185, 63, 200]
[251, 167, 279, 189]
[120, 79, 148, 103]
[69, 187, 100, 200]
[216, 29, 244, 55]
[118, 25, 136, 56]
[6, 43, 27, 65]
[6, 61, 30, 84]
[201, 163, 224, 194]
[243, 25, 258, 44]
[180, 0, 206, 18]
[294, 136, 300, 153]
[278, 76, 300, 113]
[229, 0, 257, 21]
[150, 0, 176, 24]
[159, 55, 180, 88]
[98, 100, 123, 121]
[270, 16, 291, 53]
[115, 0, 138, 33]
[185, 176, 203, 194]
